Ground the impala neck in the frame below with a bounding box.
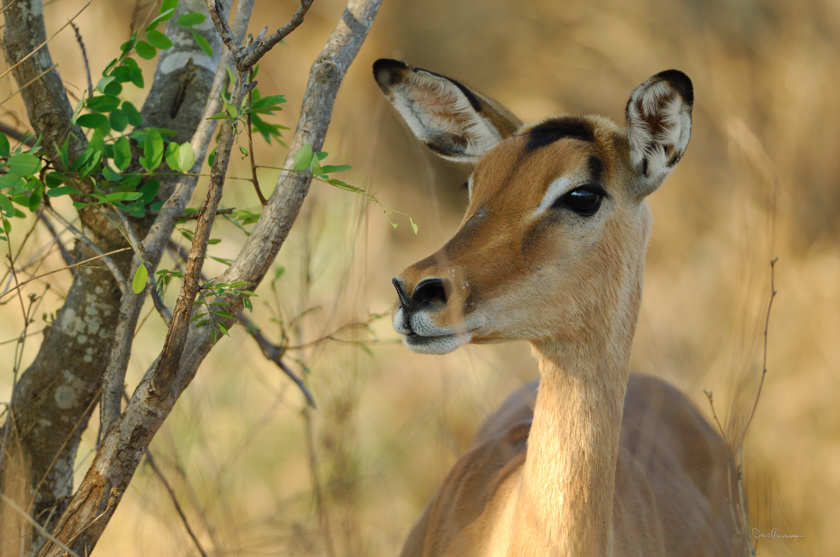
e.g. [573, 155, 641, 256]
[516, 329, 634, 556]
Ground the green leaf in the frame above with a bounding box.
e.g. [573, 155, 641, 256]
[46, 185, 82, 197]
[178, 143, 195, 172]
[86, 95, 121, 113]
[161, 0, 178, 15]
[146, 30, 173, 50]
[110, 109, 129, 132]
[120, 34, 137, 53]
[123, 57, 145, 88]
[75, 130, 105, 178]
[113, 137, 132, 171]
[57, 138, 70, 169]
[164, 142, 180, 172]
[95, 76, 116, 94]
[0, 134, 10, 157]
[122, 173, 142, 188]
[132, 264, 148, 294]
[45, 172, 69, 188]
[27, 183, 43, 212]
[102, 166, 122, 182]
[0, 193, 15, 216]
[321, 164, 352, 174]
[122, 101, 143, 127]
[249, 94, 286, 113]
[123, 199, 146, 218]
[111, 65, 131, 84]
[309, 156, 323, 176]
[77, 113, 108, 128]
[146, 7, 176, 31]
[191, 31, 213, 57]
[139, 179, 160, 203]
[139, 129, 164, 172]
[135, 40, 156, 60]
[0, 173, 24, 189]
[7, 153, 41, 176]
[251, 113, 284, 144]
[103, 80, 123, 97]
[177, 12, 206, 27]
[103, 191, 143, 202]
[224, 100, 237, 119]
[292, 144, 313, 171]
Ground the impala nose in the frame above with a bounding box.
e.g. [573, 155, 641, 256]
[393, 278, 411, 309]
[413, 277, 448, 308]
[392, 277, 449, 311]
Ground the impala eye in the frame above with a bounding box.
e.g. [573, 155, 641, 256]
[553, 186, 605, 216]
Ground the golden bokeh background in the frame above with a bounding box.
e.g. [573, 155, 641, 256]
[1, 0, 837, 555]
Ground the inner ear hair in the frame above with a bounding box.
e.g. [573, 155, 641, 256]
[625, 70, 693, 197]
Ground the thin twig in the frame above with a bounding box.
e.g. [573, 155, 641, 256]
[180, 207, 235, 220]
[742, 257, 779, 436]
[0, 64, 58, 106]
[206, 0, 315, 70]
[0, 121, 36, 145]
[44, 207, 128, 292]
[125, 389, 210, 557]
[0, 247, 131, 301]
[240, 0, 315, 68]
[165, 240, 315, 406]
[246, 67, 267, 205]
[150, 285, 173, 326]
[243, 316, 316, 408]
[37, 211, 75, 267]
[703, 390, 728, 444]
[0, 0, 92, 83]
[37, 0, 380, 552]
[69, 22, 92, 94]
[0, 494, 81, 557]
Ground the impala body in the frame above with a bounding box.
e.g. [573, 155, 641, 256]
[374, 59, 744, 556]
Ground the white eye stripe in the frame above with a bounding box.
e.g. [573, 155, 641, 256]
[467, 175, 474, 198]
[531, 176, 572, 218]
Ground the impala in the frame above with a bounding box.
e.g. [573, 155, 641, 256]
[374, 58, 744, 556]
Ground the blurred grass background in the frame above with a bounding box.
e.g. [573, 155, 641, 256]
[1, 0, 837, 555]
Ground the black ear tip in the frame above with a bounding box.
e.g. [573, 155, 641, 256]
[654, 69, 694, 106]
[373, 58, 410, 90]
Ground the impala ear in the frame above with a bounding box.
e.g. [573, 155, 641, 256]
[626, 70, 693, 197]
[373, 59, 522, 163]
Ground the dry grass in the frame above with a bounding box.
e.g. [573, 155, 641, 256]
[0, 0, 836, 555]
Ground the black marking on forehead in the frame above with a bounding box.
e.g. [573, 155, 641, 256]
[588, 155, 604, 184]
[525, 117, 595, 152]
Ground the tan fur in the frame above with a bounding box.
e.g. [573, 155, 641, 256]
[375, 60, 743, 556]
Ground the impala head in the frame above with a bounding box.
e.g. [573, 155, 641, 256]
[374, 59, 693, 355]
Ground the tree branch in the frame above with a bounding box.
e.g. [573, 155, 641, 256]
[36, 1, 381, 554]
[99, 0, 241, 436]
[1, 0, 89, 156]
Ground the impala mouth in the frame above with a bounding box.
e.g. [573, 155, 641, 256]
[403, 331, 473, 355]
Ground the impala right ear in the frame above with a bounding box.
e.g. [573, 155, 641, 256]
[373, 59, 522, 163]
[626, 70, 693, 197]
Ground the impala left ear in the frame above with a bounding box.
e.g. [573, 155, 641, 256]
[626, 70, 693, 197]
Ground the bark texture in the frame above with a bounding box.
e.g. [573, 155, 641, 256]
[0, 1, 223, 553]
[32, 0, 382, 555]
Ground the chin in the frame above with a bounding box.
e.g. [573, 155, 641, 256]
[402, 332, 472, 355]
